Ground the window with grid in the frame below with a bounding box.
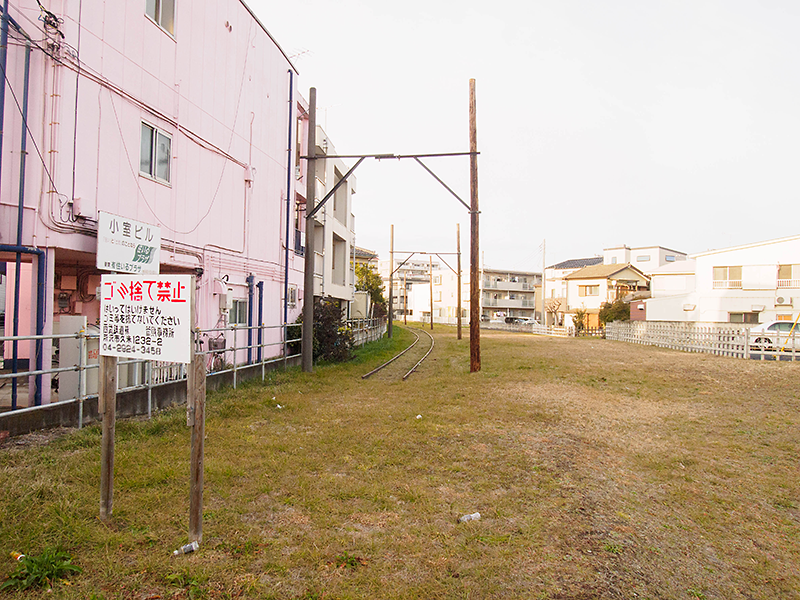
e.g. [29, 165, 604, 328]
[713, 266, 742, 289]
[778, 264, 800, 288]
[140, 123, 171, 183]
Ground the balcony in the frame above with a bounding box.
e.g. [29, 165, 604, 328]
[713, 280, 742, 289]
[482, 280, 537, 291]
[778, 279, 800, 288]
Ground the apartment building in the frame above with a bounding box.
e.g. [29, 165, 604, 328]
[299, 121, 357, 314]
[379, 256, 441, 319]
[481, 268, 540, 321]
[0, 0, 318, 403]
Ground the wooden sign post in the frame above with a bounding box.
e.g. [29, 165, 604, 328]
[186, 281, 206, 543]
[99, 354, 117, 521]
[98, 274, 195, 536]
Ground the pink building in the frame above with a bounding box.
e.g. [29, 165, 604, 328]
[1, 0, 310, 404]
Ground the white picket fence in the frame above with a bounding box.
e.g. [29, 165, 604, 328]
[605, 321, 800, 361]
[481, 321, 575, 338]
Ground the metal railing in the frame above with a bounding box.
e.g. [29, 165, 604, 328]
[1, 317, 388, 423]
[0, 323, 303, 421]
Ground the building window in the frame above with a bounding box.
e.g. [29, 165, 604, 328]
[145, 0, 175, 35]
[778, 264, 800, 288]
[611, 257, 617, 264]
[636, 255, 650, 262]
[729, 312, 759, 324]
[713, 266, 742, 289]
[230, 299, 248, 325]
[140, 123, 171, 183]
[578, 285, 599, 297]
[665, 255, 676, 262]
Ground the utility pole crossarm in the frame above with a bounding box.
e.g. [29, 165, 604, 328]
[306, 156, 365, 220]
[413, 157, 471, 211]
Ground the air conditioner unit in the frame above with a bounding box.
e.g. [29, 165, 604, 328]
[776, 296, 793, 307]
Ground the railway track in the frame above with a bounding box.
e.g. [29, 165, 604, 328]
[361, 326, 435, 380]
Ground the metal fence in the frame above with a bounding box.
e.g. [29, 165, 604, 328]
[0, 323, 302, 420]
[1, 317, 388, 421]
[347, 318, 387, 346]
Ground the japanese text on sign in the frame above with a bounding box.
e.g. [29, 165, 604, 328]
[100, 275, 191, 364]
[97, 211, 161, 275]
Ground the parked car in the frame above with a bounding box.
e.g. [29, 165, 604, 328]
[519, 318, 541, 326]
[749, 320, 800, 350]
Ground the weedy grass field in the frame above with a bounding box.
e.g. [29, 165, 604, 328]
[1, 325, 799, 599]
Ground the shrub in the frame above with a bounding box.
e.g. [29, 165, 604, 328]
[288, 298, 354, 363]
[572, 309, 588, 332]
[599, 299, 629, 324]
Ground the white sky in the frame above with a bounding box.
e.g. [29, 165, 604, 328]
[248, 0, 800, 271]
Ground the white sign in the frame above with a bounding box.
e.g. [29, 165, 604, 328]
[97, 211, 161, 275]
[100, 275, 192, 363]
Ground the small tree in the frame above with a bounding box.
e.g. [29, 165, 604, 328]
[313, 297, 354, 363]
[545, 298, 562, 326]
[599, 299, 629, 325]
[572, 308, 587, 332]
[355, 263, 387, 318]
[289, 297, 354, 362]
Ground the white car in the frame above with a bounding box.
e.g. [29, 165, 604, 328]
[749, 320, 800, 350]
[519, 318, 541, 326]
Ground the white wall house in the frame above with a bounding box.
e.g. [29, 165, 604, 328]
[543, 257, 602, 326]
[564, 263, 649, 327]
[305, 123, 357, 314]
[644, 235, 800, 324]
[603, 245, 687, 274]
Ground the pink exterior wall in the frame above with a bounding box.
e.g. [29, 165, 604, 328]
[0, 0, 306, 386]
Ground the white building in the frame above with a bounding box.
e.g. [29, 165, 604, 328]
[644, 235, 800, 324]
[306, 123, 357, 314]
[481, 267, 540, 321]
[380, 256, 441, 319]
[603, 245, 687, 274]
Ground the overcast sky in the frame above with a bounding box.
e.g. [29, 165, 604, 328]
[248, 0, 800, 271]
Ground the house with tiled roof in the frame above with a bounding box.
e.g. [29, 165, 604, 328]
[542, 257, 602, 326]
[564, 264, 650, 328]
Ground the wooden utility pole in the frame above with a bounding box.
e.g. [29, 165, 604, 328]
[469, 79, 481, 372]
[456, 223, 462, 340]
[429, 256, 434, 330]
[98, 354, 117, 521]
[403, 270, 407, 325]
[388, 224, 394, 338]
[541, 239, 546, 325]
[302, 88, 316, 372]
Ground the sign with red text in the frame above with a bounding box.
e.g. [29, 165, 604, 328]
[97, 211, 161, 275]
[100, 275, 191, 363]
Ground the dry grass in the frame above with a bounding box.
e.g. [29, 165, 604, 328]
[1, 326, 799, 599]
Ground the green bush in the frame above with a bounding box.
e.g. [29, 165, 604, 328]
[599, 299, 630, 324]
[288, 298, 354, 363]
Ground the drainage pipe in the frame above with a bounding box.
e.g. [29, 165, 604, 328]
[246, 273, 254, 364]
[256, 280, 263, 363]
[0, 0, 9, 183]
[1, 244, 45, 409]
[283, 69, 294, 349]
